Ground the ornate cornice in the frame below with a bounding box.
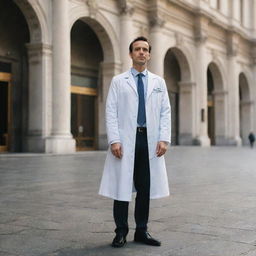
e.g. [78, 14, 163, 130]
[149, 14, 165, 28]
[118, 0, 134, 16]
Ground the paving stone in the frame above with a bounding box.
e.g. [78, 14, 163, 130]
[0, 147, 256, 255]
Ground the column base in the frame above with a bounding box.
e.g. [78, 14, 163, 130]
[215, 136, 230, 146]
[179, 133, 194, 145]
[45, 136, 76, 153]
[193, 135, 211, 146]
[226, 136, 242, 146]
[98, 134, 108, 150]
[25, 136, 46, 153]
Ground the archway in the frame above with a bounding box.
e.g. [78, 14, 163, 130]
[239, 73, 252, 145]
[0, 0, 30, 152]
[71, 19, 112, 150]
[207, 62, 226, 145]
[164, 47, 193, 145]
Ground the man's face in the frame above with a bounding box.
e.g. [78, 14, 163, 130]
[129, 40, 151, 66]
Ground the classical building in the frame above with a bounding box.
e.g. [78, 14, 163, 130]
[0, 0, 255, 153]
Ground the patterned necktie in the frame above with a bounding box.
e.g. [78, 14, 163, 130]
[137, 73, 146, 126]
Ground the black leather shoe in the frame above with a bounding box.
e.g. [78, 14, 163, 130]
[111, 233, 127, 248]
[134, 231, 161, 246]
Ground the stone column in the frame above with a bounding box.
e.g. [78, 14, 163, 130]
[45, 0, 75, 153]
[148, 15, 166, 76]
[178, 82, 196, 145]
[240, 100, 253, 145]
[118, 1, 134, 72]
[213, 90, 228, 145]
[226, 32, 241, 145]
[194, 15, 210, 146]
[252, 1, 256, 37]
[251, 45, 256, 132]
[26, 43, 52, 152]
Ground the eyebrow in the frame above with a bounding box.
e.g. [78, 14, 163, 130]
[134, 47, 149, 51]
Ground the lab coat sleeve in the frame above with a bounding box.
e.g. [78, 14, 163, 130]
[158, 79, 171, 143]
[106, 77, 121, 145]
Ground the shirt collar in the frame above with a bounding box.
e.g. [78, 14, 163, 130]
[131, 67, 147, 77]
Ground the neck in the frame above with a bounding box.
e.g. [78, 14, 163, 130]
[133, 64, 146, 73]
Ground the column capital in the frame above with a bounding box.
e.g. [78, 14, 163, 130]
[118, 0, 134, 16]
[26, 43, 52, 53]
[212, 90, 228, 98]
[178, 81, 196, 93]
[240, 100, 254, 106]
[149, 14, 165, 28]
[26, 43, 52, 63]
[101, 61, 122, 76]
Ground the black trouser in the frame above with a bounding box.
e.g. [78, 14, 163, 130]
[113, 128, 150, 235]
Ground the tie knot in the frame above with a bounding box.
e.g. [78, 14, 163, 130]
[137, 73, 144, 78]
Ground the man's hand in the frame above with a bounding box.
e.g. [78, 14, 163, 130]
[156, 141, 168, 157]
[111, 143, 123, 159]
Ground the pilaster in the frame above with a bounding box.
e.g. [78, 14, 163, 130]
[194, 14, 210, 146]
[212, 90, 228, 145]
[178, 81, 196, 145]
[148, 6, 166, 76]
[118, 0, 134, 72]
[226, 31, 241, 146]
[25, 43, 52, 152]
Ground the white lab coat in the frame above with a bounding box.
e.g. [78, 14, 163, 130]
[99, 69, 171, 201]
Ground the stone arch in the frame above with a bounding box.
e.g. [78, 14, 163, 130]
[207, 62, 227, 145]
[69, 7, 120, 149]
[164, 47, 195, 145]
[208, 61, 226, 91]
[239, 72, 253, 144]
[13, 0, 46, 43]
[9, 1, 51, 152]
[167, 47, 191, 82]
[70, 7, 120, 64]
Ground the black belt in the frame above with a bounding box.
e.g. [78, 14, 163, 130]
[137, 127, 147, 133]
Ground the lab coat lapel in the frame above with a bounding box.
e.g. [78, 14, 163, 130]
[125, 70, 138, 96]
[146, 71, 155, 102]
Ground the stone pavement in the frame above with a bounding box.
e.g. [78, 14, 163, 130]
[0, 146, 256, 256]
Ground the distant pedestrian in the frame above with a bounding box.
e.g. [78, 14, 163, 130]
[248, 132, 255, 148]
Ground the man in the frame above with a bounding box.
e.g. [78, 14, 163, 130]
[248, 132, 255, 148]
[99, 36, 171, 248]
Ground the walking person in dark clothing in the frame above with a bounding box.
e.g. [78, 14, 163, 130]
[248, 132, 255, 148]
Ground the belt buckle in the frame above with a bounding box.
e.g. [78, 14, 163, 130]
[138, 127, 143, 133]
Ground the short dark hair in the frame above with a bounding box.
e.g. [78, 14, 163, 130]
[129, 36, 151, 53]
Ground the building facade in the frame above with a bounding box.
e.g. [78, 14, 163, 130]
[0, 0, 255, 153]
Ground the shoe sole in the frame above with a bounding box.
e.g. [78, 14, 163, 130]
[134, 239, 161, 246]
[111, 239, 127, 248]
